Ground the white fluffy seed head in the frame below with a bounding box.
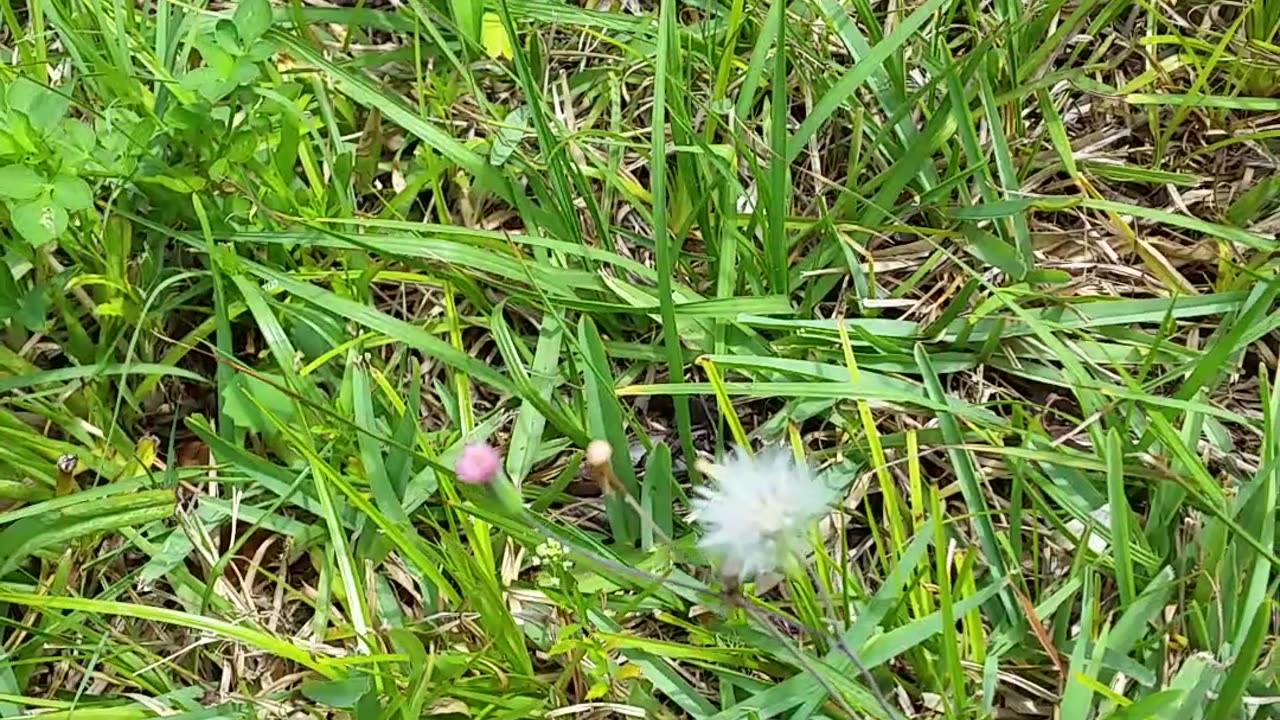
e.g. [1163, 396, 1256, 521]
[690, 446, 832, 580]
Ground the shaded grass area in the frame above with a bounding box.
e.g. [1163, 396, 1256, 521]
[1, 0, 1279, 716]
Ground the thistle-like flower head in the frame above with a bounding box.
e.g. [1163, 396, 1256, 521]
[691, 446, 832, 580]
[455, 442, 501, 484]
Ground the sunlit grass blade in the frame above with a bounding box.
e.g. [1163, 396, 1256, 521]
[0, 591, 344, 678]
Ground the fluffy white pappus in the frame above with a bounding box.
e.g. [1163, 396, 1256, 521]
[691, 446, 833, 580]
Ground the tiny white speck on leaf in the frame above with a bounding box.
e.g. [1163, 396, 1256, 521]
[691, 446, 832, 580]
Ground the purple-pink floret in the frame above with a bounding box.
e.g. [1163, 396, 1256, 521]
[455, 442, 500, 484]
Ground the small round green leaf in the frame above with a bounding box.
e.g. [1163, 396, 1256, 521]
[214, 18, 243, 54]
[0, 165, 45, 200]
[12, 196, 68, 246]
[16, 283, 48, 332]
[232, 0, 272, 44]
[55, 119, 97, 166]
[6, 77, 71, 129]
[52, 174, 93, 212]
[0, 130, 19, 156]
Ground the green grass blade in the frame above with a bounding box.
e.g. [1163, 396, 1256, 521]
[1105, 429, 1137, 607]
[915, 344, 1015, 625]
[0, 590, 344, 678]
[651, 0, 698, 484]
[787, 0, 950, 162]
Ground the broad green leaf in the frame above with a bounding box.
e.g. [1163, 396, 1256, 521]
[7, 77, 70, 129]
[859, 579, 1006, 666]
[451, 0, 483, 42]
[350, 359, 408, 524]
[301, 675, 370, 709]
[491, 106, 529, 166]
[214, 18, 243, 54]
[179, 67, 232, 103]
[233, 0, 273, 43]
[12, 196, 68, 245]
[60, 119, 97, 160]
[16, 283, 47, 331]
[137, 528, 197, 585]
[1105, 429, 1137, 607]
[0, 165, 44, 199]
[481, 12, 514, 60]
[1104, 566, 1174, 667]
[51, 174, 93, 211]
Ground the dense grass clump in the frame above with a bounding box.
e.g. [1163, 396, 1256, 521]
[1, 0, 1279, 717]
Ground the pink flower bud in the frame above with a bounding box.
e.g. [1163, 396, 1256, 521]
[455, 442, 501, 484]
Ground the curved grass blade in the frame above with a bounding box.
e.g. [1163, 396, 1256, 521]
[0, 590, 344, 678]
